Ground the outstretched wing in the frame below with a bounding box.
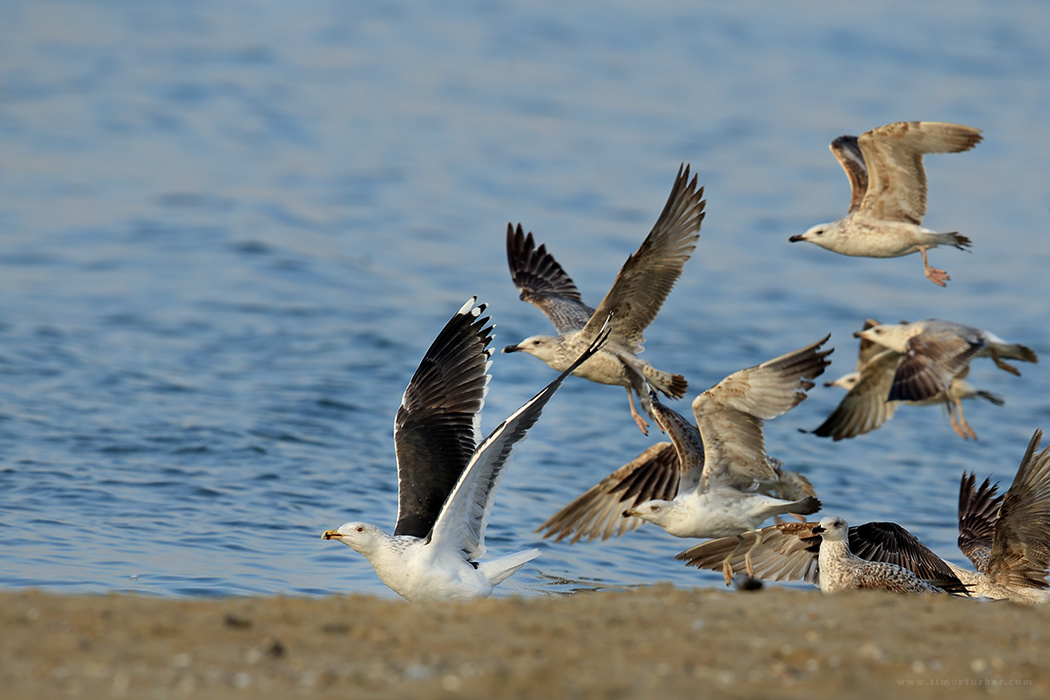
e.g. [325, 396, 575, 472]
[830, 135, 868, 213]
[986, 430, 1050, 591]
[581, 164, 705, 350]
[676, 521, 823, 584]
[812, 348, 900, 441]
[856, 121, 982, 223]
[506, 223, 595, 334]
[695, 336, 832, 489]
[536, 442, 681, 543]
[430, 319, 612, 558]
[889, 327, 982, 402]
[957, 472, 1002, 573]
[393, 298, 493, 538]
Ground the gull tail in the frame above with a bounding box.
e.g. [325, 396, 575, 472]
[938, 232, 971, 251]
[770, 496, 822, 518]
[643, 365, 688, 399]
[976, 390, 1005, 406]
[477, 548, 541, 586]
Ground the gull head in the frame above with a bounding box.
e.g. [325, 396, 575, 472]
[812, 515, 849, 542]
[825, 372, 860, 390]
[322, 522, 386, 555]
[623, 500, 676, 529]
[502, 334, 561, 363]
[789, 221, 842, 250]
[854, 322, 917, 353]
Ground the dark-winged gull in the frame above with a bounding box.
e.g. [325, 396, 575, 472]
[502, 164, 705, 434]
[788, 121, 982, 286]
[952, 429, 1050, 603]
[322, 298, 609, 601]
[810, 319, 1004, 441]
[854, 318, 1037, 405]
[677, 516, 968, 595]
[537, 337, 830, 581]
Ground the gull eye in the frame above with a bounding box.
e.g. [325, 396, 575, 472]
[356, 526, 365, 533]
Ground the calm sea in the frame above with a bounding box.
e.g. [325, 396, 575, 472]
[1, 0, 1049, 598]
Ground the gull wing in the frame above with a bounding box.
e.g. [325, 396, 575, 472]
[986, 430, 1050, 591]
[580, 164, 705, 350]
[676, 521, 823, 584]
[695, 336, 832, 489]
[889, 327, 982, 402]
[830, 135, 868, 213]
[957, 472, 1002, 573]
[506, 223, 595, 334]
[429, 319, 612, 559]
[535, 442, 681, 543]
[393, 298, 493, 538]
[856, 121, 982, 223]
[812, 348, 900, 440]
[847, 522, 965, 591]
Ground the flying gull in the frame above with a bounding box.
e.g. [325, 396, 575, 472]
[537, 337, 830, 581]
[322, 298, 609, 601]
[854, 318, 1037, 405]
[678, 516, 968, 595]
[952, 429, 1050, 603]
[810, 319, 1004, 441]
[789, 121, 982, 286]
[503, 164, 705, 434]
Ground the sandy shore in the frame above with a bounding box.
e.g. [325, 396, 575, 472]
[3, 585, 1047, 699]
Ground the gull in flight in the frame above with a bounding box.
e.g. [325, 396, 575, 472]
[953, 429, 1050, 603]
[810, 319, 1004, 441]
[677, 516, 968, 596]
[854, 319, 1036, 408]
[544, 337, 831, 582]
[503, 164, 705, 434]
[323, 298, 609, 601]
[789, 121, 982, 286]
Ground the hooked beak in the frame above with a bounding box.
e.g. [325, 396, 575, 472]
[788, 234, 806, 243]
[622, 508, 638, 518]
[811, 525, 826, 535]
[322, 529, 342, 540]
[502, 344, 521, 354]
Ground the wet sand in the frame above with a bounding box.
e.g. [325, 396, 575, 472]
[3, 585, 1047, 699]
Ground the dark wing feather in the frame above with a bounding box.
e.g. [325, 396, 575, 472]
[889, 331, 981, 402]
[392, 299, 493, 538]
[506, 223, 595, 333]
[848, 522, 968, 594]
[957, 472, 1002, 573]
[830, 135, 868, 213]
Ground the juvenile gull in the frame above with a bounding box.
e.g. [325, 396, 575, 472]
[810, 318, 1004, 441]
[678, 516, 967, 595]
[789, 121, 982, 286]
[952, 429, 1050, 603]
[538, 337, 830, 580]
[855, 318, 1037, 405]
[503, 164, 705, 434]
[322, 298, 609, 601]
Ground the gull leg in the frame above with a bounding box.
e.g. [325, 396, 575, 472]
[990, 351, 1021, 376]
[920, 247, 949, 287]
[952, 397, 977, 440]
[626, 388, 650, 435]
[721, 534, 747, 586]
[743, 529, 762, 579]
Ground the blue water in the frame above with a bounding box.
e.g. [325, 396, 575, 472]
[2, 0, 1049, 599]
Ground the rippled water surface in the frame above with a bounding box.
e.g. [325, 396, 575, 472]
[2, 0, 1050, 598]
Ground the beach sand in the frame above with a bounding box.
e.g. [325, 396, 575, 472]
[3, 585, 1047, 699]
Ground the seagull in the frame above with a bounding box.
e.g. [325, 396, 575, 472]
[322, 298, 609, 601]
[854, 318, 1037, 405]
[810, 319, 1004, 441]
[789, 121, 982, 286]
[952, 429, 1050, 603]
[677, 516, 968, 595]
[502, 164, 705, 434]
[536, 445, 818, 545]
[546, 337, 830, 582]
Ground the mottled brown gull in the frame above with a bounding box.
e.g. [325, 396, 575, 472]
[539, 337, 830, 581]
[322, 298, 609, 601]
[789, 121, 982, 286]
[952, 429, 1050, 603]
[854, 318, 1037, 405]
[811, 318, 1004, 441]
[677, 516, 968, 595]
[503, 164, 705, 434]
